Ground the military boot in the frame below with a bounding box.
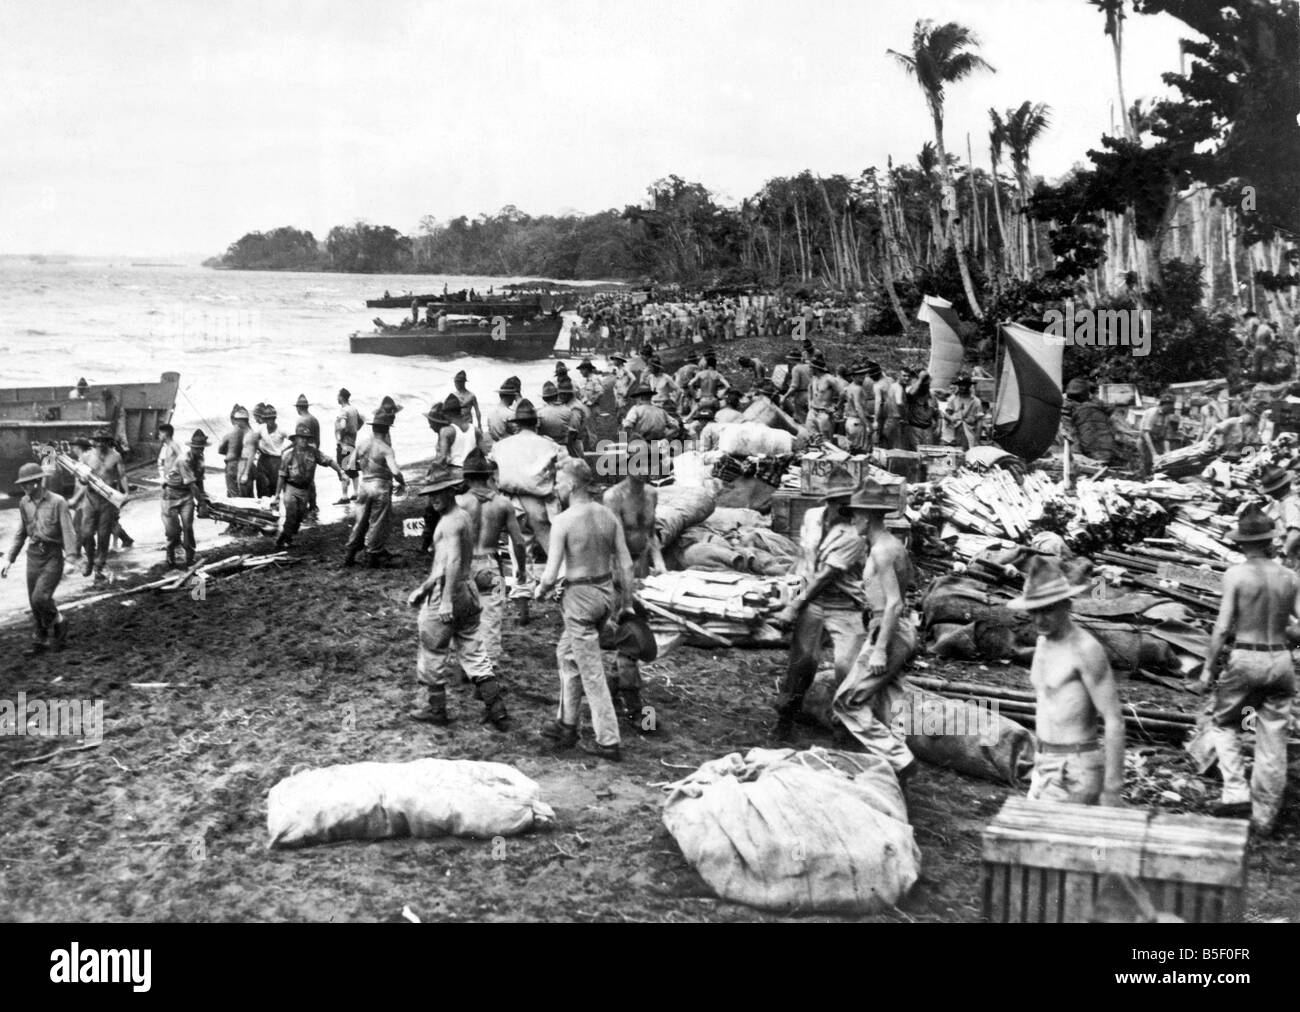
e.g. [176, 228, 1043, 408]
[772, 693, 802, 742]
[475, 677, 511, 731]
[165, 545, 178, 570]
[578, 739, 622, 762]
[408, 685, 451, 725]
[539, 719, 578, 750]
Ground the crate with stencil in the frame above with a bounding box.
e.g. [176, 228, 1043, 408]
[799, 453, 871, 494]
[981, 797, 1247, 923]
[917, 445, 965, 481]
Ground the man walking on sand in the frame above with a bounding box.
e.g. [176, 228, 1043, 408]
[335, 388, 364, 501]
[1198, 505, 1298, 835]
[535, 458, 636, 761]
[78, 428, 129, 583]
[451, 370, 482, 431]
[602, 440, 666, 729]
[343, 403, 406, 568]
[1008, 555, 1126, 807]
[2, 463, 78, 654]
[407, 463, 511, 730]
[456, 448, 528, 663]
[275, 422, 346, 549]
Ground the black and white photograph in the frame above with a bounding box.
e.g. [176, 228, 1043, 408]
[1, 0, 1298, 962]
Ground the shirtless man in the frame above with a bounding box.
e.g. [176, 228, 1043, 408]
[844, 365, 872, 453]
[602, 441, 666, 728]
[406, 463, 510, 731]
[438, 394, 485, 468]
[805, 354, 840, 438]
[1008, 554, 1125, 806]
[784, 350, 813, 419]
[456, 448, 528, 663]
[828, 481, 917, 776]
[689, 353, 730, 403]
[535, 458, 635, 761]
[343, 404, 406, 568]
[1198, 505, 1299, 834]
[451, 370, 482, 430]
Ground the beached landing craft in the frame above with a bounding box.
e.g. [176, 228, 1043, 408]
[0, 372, 179, 496]
[349, 294, 566, 360]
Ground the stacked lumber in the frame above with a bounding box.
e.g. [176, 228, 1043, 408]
[204, 500, 279, 536]
[640, 569, 800, 646]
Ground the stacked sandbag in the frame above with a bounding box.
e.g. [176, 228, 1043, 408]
[662, 747, 919, 914]
[655, 485, 718, 548]
[267, 759, 555, 849]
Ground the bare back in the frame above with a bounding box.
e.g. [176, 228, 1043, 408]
[862, 531, 908, 612]
[552, 501, 622, 580]
[1222, 558, 1300, 646]
[1030, 622, 1112, 745]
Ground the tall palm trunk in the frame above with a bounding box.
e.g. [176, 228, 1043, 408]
[933, 111, 984, 317]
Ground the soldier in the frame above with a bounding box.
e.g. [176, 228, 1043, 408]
[646, 357, 681, 413]
[535, 459, 636, 761]
[610, 352, 635, 415]
[406, 463, 511, 730]
[77, 428, 129, 582]
[335, 388, 364, 501]
[2, 462, 78, 653]
[218, 405, 253, 497]
[485, 376, 520, 444]
[689, 352, 730, 404]
[844, 365, 872, 453]
[275, 421, 346, 549]
[292, 393, 322, 514]
[490, 399, 565, 560]
[602, 441, 665, 729]
[622, 381, 671, 442]
[1008, 554, 1125, 806]
[1061, 378, 1118, 463]
[715, 388, 745, 424]
[158, 424, 210, 569]
[343, 404, 406, 568]
[557, 376, 588, 456]
[439, 393, 485, 468]
[457, 449, 528, 663]
[1259, 465, 1300, 571]
[244, 403, 288, 499]
[419, 401, 451, 557]
[1198, 505, 1299, 834]
[450, 370, 482, 430]
[943, 375, 986, 451]
[805, 353, 840, 438]
[538, 380, 577, 447]
[1139, 393, 1178, 477]
[827, 481, 918, 777]
[576, 359, 605, 407]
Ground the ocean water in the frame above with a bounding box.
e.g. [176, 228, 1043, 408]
[0, 260, 596, 620]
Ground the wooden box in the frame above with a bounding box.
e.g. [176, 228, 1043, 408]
[770, 488, 823, 536]
[799, 454, 872, 495]
[871, 448, 922, 482]
[1098, 382, 1138, 406]
[917, 444, 965, 481]
[981, 797, 1247, 923]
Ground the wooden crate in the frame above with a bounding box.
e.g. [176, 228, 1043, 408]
[1098, 382, 1138, 406]
[871, 448, 922, 482]
[770, 488, 822, 536]
[799, 454, 872, 494]
[981, 797, 1247, 923]
[918, 444, 965, 481]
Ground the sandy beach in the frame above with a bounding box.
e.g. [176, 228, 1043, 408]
[3, 484, 1299, 923]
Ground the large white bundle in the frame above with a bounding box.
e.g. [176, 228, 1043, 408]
[267, 758, 555, 849]
[490, 431, 566, 497]
[717, 423, 796, 457]
[662, 747, 920, 914]
[654, 485, 717, 547]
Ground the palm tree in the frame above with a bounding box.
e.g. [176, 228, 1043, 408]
[1001, 101, 1052, 279]
[889, 20, 994, 318]
[1089, 1, 1133, 141]
[988, 110, 1013, 276]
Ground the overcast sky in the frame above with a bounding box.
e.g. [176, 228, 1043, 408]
[0, 0, 1194, 256]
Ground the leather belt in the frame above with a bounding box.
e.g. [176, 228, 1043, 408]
[1233, 642, 1290, 652]
[566, 573, 612, 586]
[1036, 739, 1101, 755]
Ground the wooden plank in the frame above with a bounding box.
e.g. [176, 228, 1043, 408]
[1061, 871, 1097, 923]
[1144, 812, 1249, 887]
[1007, 862, 1027, 923]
